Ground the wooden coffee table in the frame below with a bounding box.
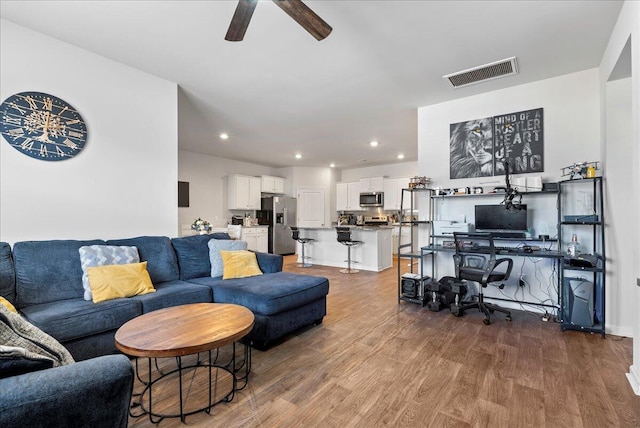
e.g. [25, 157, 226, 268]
[115, 303, 254, 423]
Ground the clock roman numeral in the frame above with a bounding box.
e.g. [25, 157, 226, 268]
[43, 97, 53, 111]
[56, 146, 65, 157]
[20, 138, 34, 151]
[62, 138, 78, 149]
[8, 128, 25, 137]
[66, 119, 80, 125]
[3, 115, 21, 126]
[25, 96, 38, 110]
[39, 144, 48, 157]
[68, 130, 83, 138]
[9, 102, 26, 115]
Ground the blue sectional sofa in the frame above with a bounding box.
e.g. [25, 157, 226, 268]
[0, 234, 329, 426]
[1, 233, 329, 360]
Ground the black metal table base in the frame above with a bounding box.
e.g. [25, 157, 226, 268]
[130, 342, 251, 423]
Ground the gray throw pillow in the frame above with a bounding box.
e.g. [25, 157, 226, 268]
[208, 239, 247, 278]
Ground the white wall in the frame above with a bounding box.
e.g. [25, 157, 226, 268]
[0, 20, 178, 244]
[419, 69, 601, 190]
[340, 161, 418, 182]
[417, 68, 610, 325]
[604, 78, 633, 337]
[598, 0, 640, 395]
[178, 150, 275, 230]
[276, 166, 335, 225]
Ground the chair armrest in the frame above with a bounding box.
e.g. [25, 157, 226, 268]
[255, 252, 283, 273]
[0, 354, 134, 428]
[482, 257, 514, 284]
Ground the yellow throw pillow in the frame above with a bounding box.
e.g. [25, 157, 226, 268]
[220, 250, 263, 280]
[0, 296, 17, 313]
[87, 261, 155, 303]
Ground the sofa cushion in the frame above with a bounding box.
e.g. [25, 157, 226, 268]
[78, 245, 140, 301]
[87, 262, 156, 303]
[208, 240, 248, 278]
[130, 280, 212, 313]
[0, 242, 15, 306]
[188, 272, 329, 316]
[106, 236, 179, 284]
[255, 252, 284, 274]
[171, 233, 231, 280]
[13, 240, 106, 308]
[20, 298, 141, 343]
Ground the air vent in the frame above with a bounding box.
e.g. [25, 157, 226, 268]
[443, 57, 518, 88]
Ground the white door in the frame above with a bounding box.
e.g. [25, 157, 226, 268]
[297, 187, 325, 228]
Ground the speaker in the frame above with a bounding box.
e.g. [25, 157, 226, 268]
[566, 278, 594, 327]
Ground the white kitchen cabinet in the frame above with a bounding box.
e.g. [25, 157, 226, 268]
[241, 226, 268, 252]
[228, 174, 261, 210]
[360, 176, 384, 192]
[336, 181, 362, 211]
[383, 177, 410, 210]
[261, 175, 285, 194]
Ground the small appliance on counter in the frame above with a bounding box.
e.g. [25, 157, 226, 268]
[231, 215, 244, 225]
[338, 214, 355, 225]
[363, 215, 389, 226]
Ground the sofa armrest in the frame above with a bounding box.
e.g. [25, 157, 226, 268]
[0, 354, 134, 428]
[255, 252, 283, 273]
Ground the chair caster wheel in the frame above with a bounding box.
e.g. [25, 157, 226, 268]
[483, 319, 491, 325]
[452, 312, 461, 317]
[505, 316, 512, 322]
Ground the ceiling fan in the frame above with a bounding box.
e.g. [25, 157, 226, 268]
[225, 0, 332, 42]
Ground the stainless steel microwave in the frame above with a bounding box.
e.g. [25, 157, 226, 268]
[359, 192, 384, 207]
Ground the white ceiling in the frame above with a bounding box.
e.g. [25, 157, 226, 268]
[0, 0, 623, 169]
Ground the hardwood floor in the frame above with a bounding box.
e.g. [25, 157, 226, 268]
[129, 256, 639, 427]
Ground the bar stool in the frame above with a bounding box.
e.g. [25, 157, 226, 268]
[290, 226, 315, 267]
[336, 227, 363, 274]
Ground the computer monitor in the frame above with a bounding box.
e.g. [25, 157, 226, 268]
[474, 204, 527, 232]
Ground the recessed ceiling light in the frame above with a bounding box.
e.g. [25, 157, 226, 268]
[295, 153, 302, 159]
[329, 163, 335, 168]
[220, 133, 229, 140]
[397, 154, 405, 160]
[370, 141, 379, 147]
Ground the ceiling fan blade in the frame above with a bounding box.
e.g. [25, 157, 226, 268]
[271, 0, 332, 41]
[225, 0, 259, 42]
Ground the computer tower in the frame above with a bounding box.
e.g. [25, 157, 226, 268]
[565, 278, 594, 327]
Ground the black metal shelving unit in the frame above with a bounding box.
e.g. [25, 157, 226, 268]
[397, 187, 433, 305]
[558, 176, 605, 336]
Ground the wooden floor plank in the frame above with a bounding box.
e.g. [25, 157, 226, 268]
[128, 256, 640, 427]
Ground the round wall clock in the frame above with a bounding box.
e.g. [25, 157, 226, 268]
[0, 91, 87, 161]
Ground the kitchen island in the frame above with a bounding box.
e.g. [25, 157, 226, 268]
[295, 226, 392, 272]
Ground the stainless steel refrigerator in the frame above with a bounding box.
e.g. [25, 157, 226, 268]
[257, 196, 297, 254]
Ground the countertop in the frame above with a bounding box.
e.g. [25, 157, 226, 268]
[300, 225, 393, 231]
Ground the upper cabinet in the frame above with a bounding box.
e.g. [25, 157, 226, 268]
[383, 177, 410, 210]
[228, 174, 262, 210]
[261, 175, 285, 194]
[360, 176, 384, 192]
[336, 181, 362, 211]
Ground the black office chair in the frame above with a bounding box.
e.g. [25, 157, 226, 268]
[336, 227, 363, 274]
[290, 226, 315, 267]
[450, 232, 513, 325]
